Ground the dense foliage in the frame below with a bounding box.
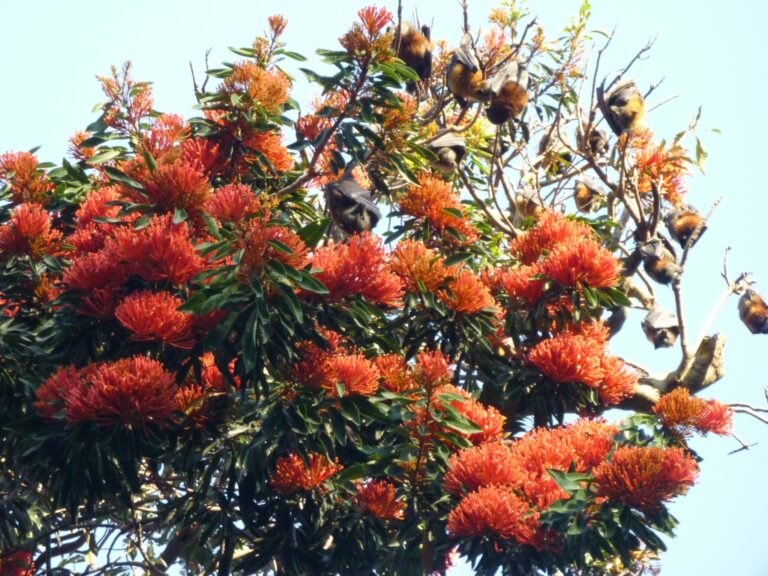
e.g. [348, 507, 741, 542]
[0, 3, 750, 575]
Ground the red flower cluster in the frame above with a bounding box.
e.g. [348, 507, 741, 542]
[138, 113, 190, 159]
[0, 203, 62, 261]
[374, 354, 417, 393]
[445, 419, 618, 548]
[510, 211, 592, 265]
[391, 239, 458, 293]
[542, 237, 621, 289]
[205, 183, 264, 224]
[35, 356, 178, 428]
[430, 384, 506, 445]
[115, 290, 195, 349]
[593, 446, 699, 513]
[355, 479, 406, 520]
[528, 326, 637, 406]
[339, 7, 394, 63]
[114, 214, 207, 284]
[309, 232, 403, 306]
[293, 333, 381, 397]
[0, 151, 53, 204]
[398, 173, 478, 244]
[439, 270, 498, 314]
[653, 387, 733, 437]
[487, 264, 545, 304]
[444, 441, 520, 495]
[135, 159, 212, 215]
[627, 128, 689, 206]
[448, 485, 542, 546]
[63, 214, 206, 317]
[242, 130, 295, 173]
[222, 62, 292, 114]
[270, 452, 343, 495]
[238, 217, 309, 278]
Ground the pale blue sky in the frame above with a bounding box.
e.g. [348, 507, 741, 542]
[1, 2, 767, 575]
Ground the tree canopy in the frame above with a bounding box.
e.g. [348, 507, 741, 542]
[0, 2, 762, 575]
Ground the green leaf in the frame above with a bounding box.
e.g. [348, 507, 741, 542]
[298, 218, 331, 247]
[267, 239, 295, 255]
[547, 469, 592, 493]
[86, 148, 123, 165]
[444, 252, 473, 266]
[275, 49, 308, 62]
[173, 208, 188, 224]
[293, 271, 329, 294]
[103, 166, 143, 190]
[695, 137, 708, 173]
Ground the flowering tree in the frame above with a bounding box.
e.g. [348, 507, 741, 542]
[0, 2, 759, 575]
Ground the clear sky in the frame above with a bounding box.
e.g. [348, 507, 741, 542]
[1, 1, 767, 575]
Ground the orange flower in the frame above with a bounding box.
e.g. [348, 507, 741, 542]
[447, 485, 543, 547]
[136, 160, 212, 214]
[454, 395, 506, 444]
[0, 203, 62, 260]
[444, 442, 520, 495]
[357, 6, 393, 35]
[488, 264, 545, 304]
[206, 183, 263, 224]
[35, 366, 84, 421]
[75, 186, 124, 227]
[115, 290, 196, 349]
[398, 173, 478, 244]
[412, 350, 452, 389]
[181, 137, 226, 177]
[98, 62, 154, 134]
[391, 239, 458, 293]
[593, 446, 699, 513]
[268, 14, 288, 37]
[0, 151, 53, 204]
[339, 7, 394, 62]
[323, 354, 380, 397]
[627, 128, 689, 207]
[440, 270, 497, 314]
[297, 113, 333, 142]
[39, 357, 178, 428]
[222, 62, 291, 114]
[292, 329, 346, 389]
[543, 237, 621, 289]
[597, 355, 638, 406]
[199, 352, 241, 391]
[510, 211, 592, 264]
[139, 113, 190, 159]
[239, 217, 308, 277]
[63, 251, 127, 293]
[528, 332, 606, 387]
[309, 232, 403, 307]
[270, 452, 343, 495]
[243, 130, 295, 173]
[653, 387, 733, 436]
[374, 354, 416, 393]
[107, 214, 206, 285]
[355, 479, 405, 520]
[68, 130, 96, 162]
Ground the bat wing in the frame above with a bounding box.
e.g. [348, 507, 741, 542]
[488, 60, 516, 94]
[453, 33, 480, 71]
[643, 307, 679, 331]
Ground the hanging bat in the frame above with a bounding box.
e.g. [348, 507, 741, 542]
[641, 306, 680, 349]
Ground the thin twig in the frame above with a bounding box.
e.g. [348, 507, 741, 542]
[727, 432, 757, 455]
